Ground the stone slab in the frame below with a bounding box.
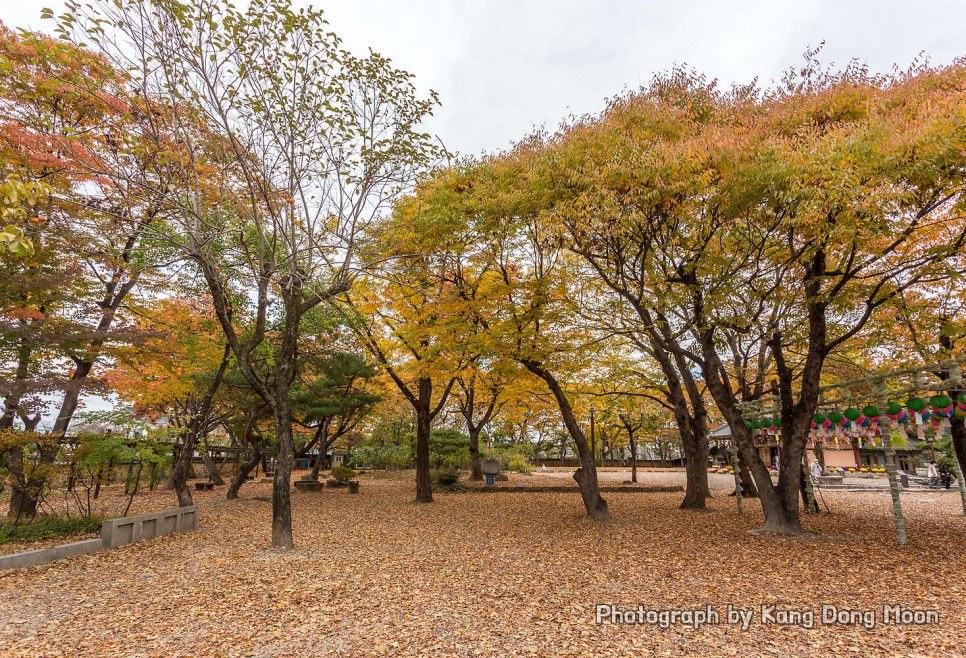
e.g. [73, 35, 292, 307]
[294, 480, 323, 491]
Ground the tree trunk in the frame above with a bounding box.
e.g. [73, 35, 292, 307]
[310, 449, 326, 480]
[679, 425, 709, 509]
[227, 442, 262, 500]
[169, 436, 196, 508]
[271, 404, 295, 549]
[468, 427, 483, 481]
[521, 360, 608, 520]
[6, 445, 37, 523]
[628, 433, 638, 483]
[948, 415, 966, 515]
[733, 447, 759, 498]
[201, 447, 225, 485]
[415, 378, 433, 503]
[801, 457, 818, 514]
[880, 425, 907, 545]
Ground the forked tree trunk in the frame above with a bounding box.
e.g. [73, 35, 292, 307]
[169, 437, 196, 508]
[201, 448, 225, 485]
[521, 360, 608, 520]
[227, 442, 263, 500]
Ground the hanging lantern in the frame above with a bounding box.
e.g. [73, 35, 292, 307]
[929, 394, 953, 416]
[844, 407, 861, 436]
[827, 411, 845, 437]
[811, 414, 827, 437]
[956, 392, 966, 420]
[887, 404, 910, 441]
[930, 394, 953, 438]
[906, 398, 926, 412]
[906, 398, 928, 441]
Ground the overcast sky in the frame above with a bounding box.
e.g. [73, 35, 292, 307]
[2, 0, 964, 423]
[3, 0, 965, 156]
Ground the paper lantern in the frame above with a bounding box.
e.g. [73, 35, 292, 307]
[906, 398, 926, 412]
[929, 394, 953, 418]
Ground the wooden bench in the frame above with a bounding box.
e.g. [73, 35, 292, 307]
[194, 481, 215, 491]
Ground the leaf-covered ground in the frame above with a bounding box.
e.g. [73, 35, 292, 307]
[1, 470, 964, 657]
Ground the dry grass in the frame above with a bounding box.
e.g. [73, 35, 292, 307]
[1, 469, 964, 657]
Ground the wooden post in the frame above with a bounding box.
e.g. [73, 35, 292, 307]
[802, 455, 817, 513]
[950, 447, 966, 516]
[729, 442, 743, 515]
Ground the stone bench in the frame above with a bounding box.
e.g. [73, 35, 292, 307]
[815, 475, 844, 486]
[294, 479, 323, 491]
[195, 481, 215, 491]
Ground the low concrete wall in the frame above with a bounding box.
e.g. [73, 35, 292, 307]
[101, 506, 197, 549]
[0, 538, 104, 571]
[0, 506, 199, 571]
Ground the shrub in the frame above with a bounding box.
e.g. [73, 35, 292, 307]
[503, 451, 533, 474]
[429, 428, 470, 470]
[0, 515, 102, 545]
[431, 469, 465, 492]
[348, 442, 411, 470]
[330, 465, 358, 485]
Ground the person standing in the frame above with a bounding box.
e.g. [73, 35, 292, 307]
[927, 461, 939, 488]
[810, 459, 823, 481]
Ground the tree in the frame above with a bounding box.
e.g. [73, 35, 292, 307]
[345, 269, 466, 504]
[536, 59, 966, 533]
[454, 367, 507, 480]
[0, 26, 169, 519]
[103, 297, 232, 506]
[52, 0, 439, 547]
[290, 346, 380, 480]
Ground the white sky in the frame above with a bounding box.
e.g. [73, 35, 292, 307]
[2, 0, 964, 423]
[2, 0, 965, 156]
